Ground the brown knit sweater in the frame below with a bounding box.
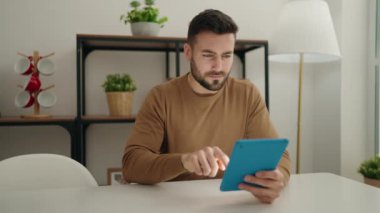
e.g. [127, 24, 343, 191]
[123, 73, 291, 184]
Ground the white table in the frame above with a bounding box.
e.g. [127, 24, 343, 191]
[1, 173, 380, 213]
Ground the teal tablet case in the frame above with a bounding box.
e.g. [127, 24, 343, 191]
[220, 138, 288, 191]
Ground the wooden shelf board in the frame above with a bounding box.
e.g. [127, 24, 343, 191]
[81, 115, 136, 122]
[0, 116, 76, 123]
[77, 34, 267, 52]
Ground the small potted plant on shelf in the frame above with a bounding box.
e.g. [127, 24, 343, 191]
[102, 73, 137, 116]
[358, 156, 380, 188]
[120, 0, 168, 36]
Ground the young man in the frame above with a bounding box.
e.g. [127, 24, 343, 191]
[122, 9, 291, 204]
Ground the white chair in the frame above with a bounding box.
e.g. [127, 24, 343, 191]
[0, 154, 98, 190]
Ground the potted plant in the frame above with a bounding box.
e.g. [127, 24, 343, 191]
[102, 73, 137, 116]
[358, 156, 380, 188]
[120, 0, 168, 36]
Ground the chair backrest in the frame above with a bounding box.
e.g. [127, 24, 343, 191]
[0, 154, 98, 190]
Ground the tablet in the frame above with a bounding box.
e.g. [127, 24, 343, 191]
[220, 138, 288, 191]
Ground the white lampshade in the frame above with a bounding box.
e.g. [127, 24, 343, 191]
[269, 0, 341, 63]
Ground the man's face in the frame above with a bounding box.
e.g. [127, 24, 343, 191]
[185, 31, 235, 91]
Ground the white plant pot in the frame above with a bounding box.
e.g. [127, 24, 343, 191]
[131, 22, 160, 36]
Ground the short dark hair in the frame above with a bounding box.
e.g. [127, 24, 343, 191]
[187, 9, 238, 46]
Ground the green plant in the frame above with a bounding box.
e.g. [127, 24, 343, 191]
[102, 73, 137, 92]
[120, 0, 168, 27]
[358, 156, 380, 179]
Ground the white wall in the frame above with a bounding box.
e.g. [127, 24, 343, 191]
[340, 0, 370, 181]
[312, 62, 341, 173]
[0, 0, 369, 184]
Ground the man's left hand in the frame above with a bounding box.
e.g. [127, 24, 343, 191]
[238, 168, 286, 204]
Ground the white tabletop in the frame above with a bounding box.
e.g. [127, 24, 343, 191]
[1, 173, 380, 213]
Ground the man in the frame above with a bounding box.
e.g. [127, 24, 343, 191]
[123, 9, 291, 204]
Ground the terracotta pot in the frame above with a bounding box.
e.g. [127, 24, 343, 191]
[364, 177, 380, 188]
[106, 92, 134, 116]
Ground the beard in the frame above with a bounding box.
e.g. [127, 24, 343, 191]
[190, 59, 229, 91]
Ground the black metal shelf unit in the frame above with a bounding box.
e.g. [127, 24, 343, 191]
[76, 34, 269, 165]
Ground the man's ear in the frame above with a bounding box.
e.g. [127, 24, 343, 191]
[184, 43, 192, 61]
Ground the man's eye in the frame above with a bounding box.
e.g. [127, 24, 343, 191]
[203, 54, 213, 58]
[223, 54, 232, 58]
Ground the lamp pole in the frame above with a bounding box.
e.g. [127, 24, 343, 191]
[296, 53, 304, 174]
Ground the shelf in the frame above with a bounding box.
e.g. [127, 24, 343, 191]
[77, 34, 267, 53]
[80, 115, 136, 124]
[0, 116, 76, 125]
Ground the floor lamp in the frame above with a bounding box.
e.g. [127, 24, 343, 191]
[269, 0, 341, 174]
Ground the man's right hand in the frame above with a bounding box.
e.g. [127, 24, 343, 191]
[181, 146, 230, 177]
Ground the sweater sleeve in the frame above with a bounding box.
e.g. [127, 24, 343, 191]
[122, 87, 187, 184]
[245, 84, 291, 183]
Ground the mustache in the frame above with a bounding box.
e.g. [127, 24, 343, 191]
[206, 71, 225, 76]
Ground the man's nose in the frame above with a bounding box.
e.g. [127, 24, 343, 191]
[212, 57, 223, 70]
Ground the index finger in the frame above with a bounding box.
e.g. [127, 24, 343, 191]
[213, 146, 230, 167]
